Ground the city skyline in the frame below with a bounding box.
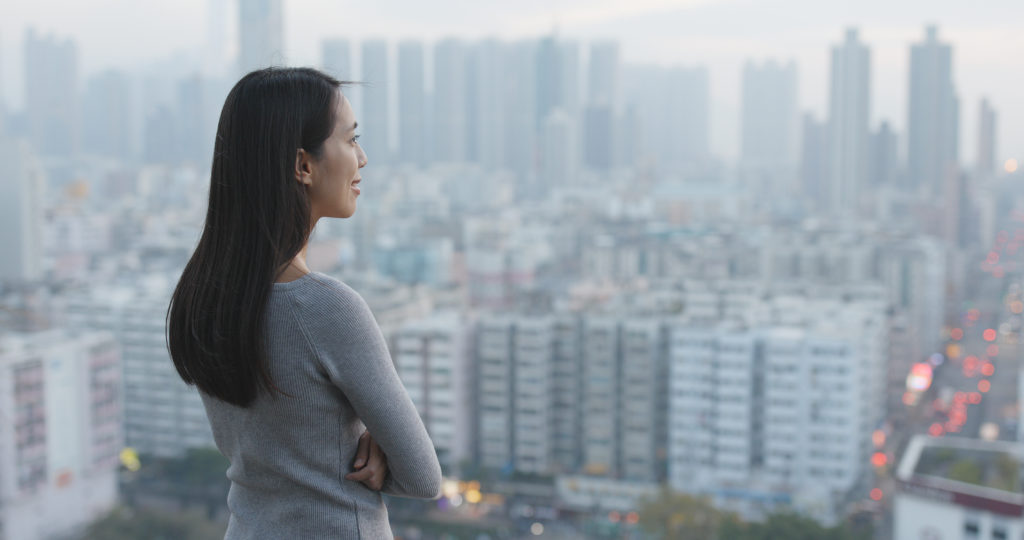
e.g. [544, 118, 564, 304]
[0, 0, 1022, 162]
[2, 1, 1023, 537]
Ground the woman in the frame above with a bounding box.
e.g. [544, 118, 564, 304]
[167, 67, 441, 539]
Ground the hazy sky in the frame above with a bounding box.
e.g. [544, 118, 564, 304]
[2, 0, 1021, 162]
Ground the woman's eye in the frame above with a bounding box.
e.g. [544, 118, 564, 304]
[351, 134, 361, 144]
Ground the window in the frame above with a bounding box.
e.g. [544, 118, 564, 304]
[963, 517, 979, 537]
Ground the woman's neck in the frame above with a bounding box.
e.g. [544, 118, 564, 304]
[275, 244, 311, 283]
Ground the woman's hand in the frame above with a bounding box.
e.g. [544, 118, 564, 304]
[345, 430, 388, 491]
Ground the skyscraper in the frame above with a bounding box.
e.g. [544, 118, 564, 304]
[536, 37, 580, 130]
[585, 41, 622, 172]
[472, 39, 506, 170]
[827, 28, 870, 218]
[869, 121, 899, 187]
[361, 40, 391, 164]
[740, 59, 798, 170]
[907, 26, 958, 197]
[800, 112, 829, 207]
[24, 28, 79, 157]
[503, 41, 538, 178]
[588, 41, 621, 111]
[977, 98, 997, 177]
[205, 0, 229, 75]
[397, 40, 426, 166]
[237, 0, 283, 75]
[464, 43, 480, 164]
[321, 39, 352, 80]
[665, 66, 710, 169]
[582, 104, 613, 171]
[542, 108, 575, 186]
[82, 70, 133, 162]
[433, 39, 468, 163]
[0, 137, 45, 283]
[625, 64, 710, 172]
[176, 74, 212, 166]
[0, 37, 5, 136]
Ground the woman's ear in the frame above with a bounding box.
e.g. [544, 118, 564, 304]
[294, 149, 314, 186]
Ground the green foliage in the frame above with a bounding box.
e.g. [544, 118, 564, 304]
[125, 448, 230, 521]
[635, 485, 739, 540]
[637, 487, 870, 540]
[167, 447, 231, 487]
[948, 459, 984, 486]
[720, 512, 865, 540]
[79, 506, 226, 540]
[993, 453, 1021, 493]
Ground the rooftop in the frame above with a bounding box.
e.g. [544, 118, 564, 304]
[897, 435, 1024, 517]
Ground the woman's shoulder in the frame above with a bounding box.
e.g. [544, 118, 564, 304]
[280, 273, 387, 363]
[281, 272, 373, 322]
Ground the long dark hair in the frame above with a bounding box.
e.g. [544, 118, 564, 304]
[167, 67, 343, 407]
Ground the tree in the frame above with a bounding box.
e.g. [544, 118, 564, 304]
[124, 448, 230, 520]
[636, 486, 740, 540]
[948, 459, 983, 486]
[718, 512, 867, 540]
[638, 487, 870, 540]
[79, 506, 226, 540]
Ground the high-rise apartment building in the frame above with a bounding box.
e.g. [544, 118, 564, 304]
[237, 0, 283, 74]
[668, 292, 887, 523]
[907, 26, 958, 197]
[587, 41, 621, 112]
[541, 109, 575, 188]
[397, 40, 427, 166]
[502, 41, 537, 179]
[800, 112, 829, 207]
[536, 37, 580, 131]
[827, 28, 871, 219]
[0, 137, 45, 284]
[475, 314, 587, 476]
[66, 278, 214, 457]
[472, 39, 506, 170]
[321, 38, 352, 80]
[477, 316, 515, 471]
[741, 60, 798, 170]
[361, 40, 391, 164]
[474, 311, 668, 482]
[868, 121, 899, 187]
[977, 98, 997, 177]
[433, 39, 468, 163]
[391, 312, 472, 471]
[582, 104, 613, 172]
[81, 70, 133, 162]
[625, 65, 710, 172]
[0, 329, 121, 540]
[23, 29, 78, 157]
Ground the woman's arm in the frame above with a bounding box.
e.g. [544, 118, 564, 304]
[298, 280, 442, 499]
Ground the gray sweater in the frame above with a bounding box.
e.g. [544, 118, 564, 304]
[200, 271, 442, 539]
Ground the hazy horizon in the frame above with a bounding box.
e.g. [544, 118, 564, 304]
[2, 0, 1021, 163]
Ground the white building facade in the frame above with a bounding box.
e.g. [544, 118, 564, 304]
[668, 291, 887, 523]
[0, 329, 121, 540]
[391, 311, 472, 471]
[65, 276, 214, 457]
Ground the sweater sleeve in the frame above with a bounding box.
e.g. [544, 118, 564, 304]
[301, 279, 442, 500]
